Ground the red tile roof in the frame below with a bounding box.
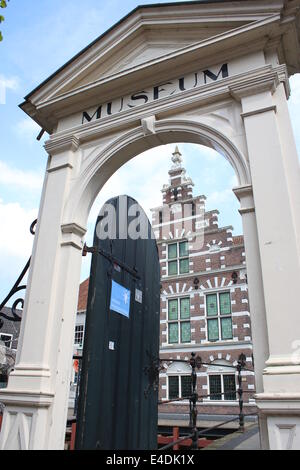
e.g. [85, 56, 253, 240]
[77, 278, 89, 311]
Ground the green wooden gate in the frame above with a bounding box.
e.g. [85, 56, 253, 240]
[75, 195, 160, 450]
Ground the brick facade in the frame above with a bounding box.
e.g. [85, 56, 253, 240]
[151, 147, 256, 416]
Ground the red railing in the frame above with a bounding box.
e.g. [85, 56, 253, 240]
[69, 423, 213, 450]
[158, 427, 212, 450]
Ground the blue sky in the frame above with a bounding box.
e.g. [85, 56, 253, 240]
[0, 0, 300, 302]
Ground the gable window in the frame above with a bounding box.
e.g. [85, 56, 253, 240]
[168, 241, 189, 275]
[0, 333, 13, 349]
[168, 297, 191, 344]
[74, 325, 85, 348]
[209, 374, 236, 401]
[168, 375, 192, 400]
[206, 292, 233, 341]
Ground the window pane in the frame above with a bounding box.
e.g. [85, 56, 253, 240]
[169, 376, 179, 400]
[221, 318, 233, 340]
[168, 299, 178, 320]
[0, 334, 12, 347]
[181, 376, 192, 399]
[179, 258, 189, 274]
[180, 322, 191, 343]
[206, 294, 218, 316]
[208, 319, 219, 341]
[219, 292, 231, 315]
[0, 375, 8, 389]
[168, 243, 177, 259]
[180, 298, 190, 319]
[179, 241, 188, 257]
[168, 260, 178, 276]
[74, 325, 84, 346]
[169, 323, 179, 344]
[223, 375, 236, 400]
[209, 375, 222, 400]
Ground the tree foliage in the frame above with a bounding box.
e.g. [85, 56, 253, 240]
[0, 0, 10, 42]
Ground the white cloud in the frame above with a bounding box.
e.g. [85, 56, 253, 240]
[0, 74, 19, 92]
[0, 74, 20, 104]
[15, 118, 42, 143]
[0, 199, 37, 259]
[0, 200, 38, 304]
[206, 189, 233, 206]
[0, 161, 43, 191]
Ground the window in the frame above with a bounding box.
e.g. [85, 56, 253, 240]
[206, 292, 233, 341]
[209, 374, 236, 401]
[0, 374, 8, 389]
[0, 334, 13, 348]
[74, 325, 84, 348]
[168, 297, 191, 344]
[168, 241, 189, 276]
[168, 375, 192, 400]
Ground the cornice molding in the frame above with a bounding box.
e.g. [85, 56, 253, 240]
[61, 222, 87, 238]
[44, 135, 80, 155]
[0, 390, 54, 408]
[232, 184, 253, 200]
[43, 64, 287, 148]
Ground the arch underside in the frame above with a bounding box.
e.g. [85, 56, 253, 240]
[64, 118, 251, 229]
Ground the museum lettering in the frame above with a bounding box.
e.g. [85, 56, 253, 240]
[82, 63, 229, 124]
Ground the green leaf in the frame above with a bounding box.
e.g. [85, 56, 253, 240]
[0, 1, 7, 9]
[0, 15, 4, 23]
[0, 31, 3, 41]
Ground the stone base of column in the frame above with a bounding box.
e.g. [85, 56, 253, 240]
[0, 389, 53, 450]
[256, 394, 300, 450]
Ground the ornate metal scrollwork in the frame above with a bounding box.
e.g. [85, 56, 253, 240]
[0, 219, 37, 330]
[143, 351, 163, 398]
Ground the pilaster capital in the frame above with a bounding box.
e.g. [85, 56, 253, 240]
[229, 64, 290, 101]
[44, 135, 80, 156]
[233, 184, 253, 200]
[233, 184, 255, 215]
[61, 222, 87, 251]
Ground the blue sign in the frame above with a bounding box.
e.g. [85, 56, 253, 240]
[110, 280, 131, 318]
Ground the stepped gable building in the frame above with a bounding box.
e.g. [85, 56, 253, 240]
[151, 146, 256, 416]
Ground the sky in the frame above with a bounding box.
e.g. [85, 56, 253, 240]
[0, 0, 300, 303]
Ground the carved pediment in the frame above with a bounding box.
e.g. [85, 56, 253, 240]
[57, 24, 243, 96]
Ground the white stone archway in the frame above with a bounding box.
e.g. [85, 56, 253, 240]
[0, 0, 300, 450]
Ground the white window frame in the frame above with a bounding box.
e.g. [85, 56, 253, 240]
[207, 373, 237, 402]
[167, 374, 192, 400]
[167, 241, 189, 276]
[0, 333, 13, 348]
[74, 324, 85, 348]
[167, 297, 191, 345]
[205, 290, 233, 342]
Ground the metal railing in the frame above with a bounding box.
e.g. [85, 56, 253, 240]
[0, 220, 37, 329]
[157, 352, 256, 450]
[69, 351, 257, 450]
